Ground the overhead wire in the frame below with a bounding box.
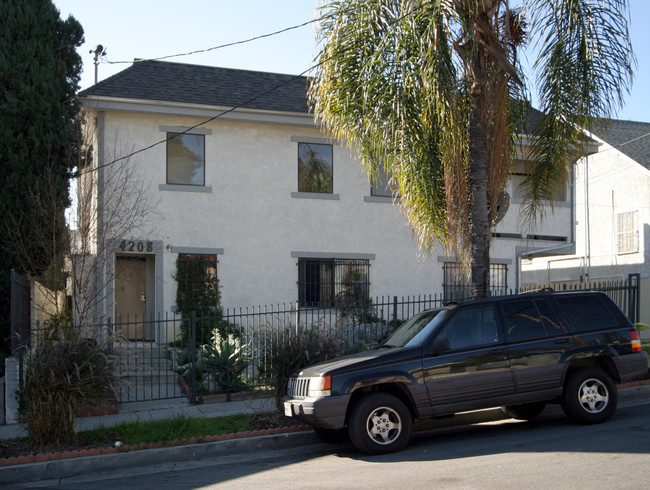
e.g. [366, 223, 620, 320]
[78, 1, 437, 177]
[79, 0, 648, 179]
[101, 17, 321, 65]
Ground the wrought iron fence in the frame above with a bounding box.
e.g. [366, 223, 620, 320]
[10, 275, 641, 404]
[520, 273, 641, 323]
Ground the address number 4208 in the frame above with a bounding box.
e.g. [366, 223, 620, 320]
[119, 240, 153, 253]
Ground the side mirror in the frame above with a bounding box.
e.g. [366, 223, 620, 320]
[431, 337, 450, 355]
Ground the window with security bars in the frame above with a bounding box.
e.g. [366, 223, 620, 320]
[616, 211, 639, 255]
[443, 262, 508, 303]
[298, 259, 370, 307]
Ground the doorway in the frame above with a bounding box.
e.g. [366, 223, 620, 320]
[115, 255, 155, 341]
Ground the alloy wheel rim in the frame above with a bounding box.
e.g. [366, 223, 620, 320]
[366, 406, 402, 445]
[578, 377, 609, 414]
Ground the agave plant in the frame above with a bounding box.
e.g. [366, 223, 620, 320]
[200, 330, 250, 393]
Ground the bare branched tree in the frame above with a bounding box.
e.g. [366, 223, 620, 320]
[2, 120, 160, 333]
[70, 122, 160, 328]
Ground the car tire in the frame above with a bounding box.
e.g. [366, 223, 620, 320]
[501, 402, 546, 420]
[313, 426, 350, 444]
[348, 392, 412, 455]
[561, 367, 618, 424]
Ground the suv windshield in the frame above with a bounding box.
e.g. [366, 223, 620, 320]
[381, 309, 451, 348]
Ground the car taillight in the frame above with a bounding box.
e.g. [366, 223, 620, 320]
[629, 329, 642, 353]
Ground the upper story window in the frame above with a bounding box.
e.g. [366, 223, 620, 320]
[370, 165, 395, 198]
[167, 132, 205, 186]
[509, 160, 567, 202]
[616, 210, 639, 255]
[298, 142, 333, 193]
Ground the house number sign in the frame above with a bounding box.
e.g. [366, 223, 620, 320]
[119, 240, 154, 253]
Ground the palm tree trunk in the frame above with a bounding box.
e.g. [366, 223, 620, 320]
[468, 33, 491, 299]
[468, 108, 491, 298]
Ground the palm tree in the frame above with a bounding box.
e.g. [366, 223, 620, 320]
[309, 0, 634, 298]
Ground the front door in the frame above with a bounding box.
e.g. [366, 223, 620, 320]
[115, 255, 148, 340]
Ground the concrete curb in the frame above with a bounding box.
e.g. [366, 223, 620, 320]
[0, 429, 321, 486]
[2, 382, 649, 486]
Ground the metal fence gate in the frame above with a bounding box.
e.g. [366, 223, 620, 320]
[10, 269, 30, 355]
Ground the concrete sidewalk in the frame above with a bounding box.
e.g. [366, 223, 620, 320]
[0, 395, 277, 440]
[2, 382, 650, 486]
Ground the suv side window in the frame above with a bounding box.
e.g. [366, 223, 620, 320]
[536, 299, 566, 335]
[502, 299, 564, 342]
[555, 294, 620, 333]
[435, 305, 500, 351]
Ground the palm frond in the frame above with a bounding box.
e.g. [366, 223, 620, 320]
[524, 0, 634, 220]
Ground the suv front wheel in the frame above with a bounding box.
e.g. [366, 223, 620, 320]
[348, 393, 413, 455]
[561, 367, 618, 424]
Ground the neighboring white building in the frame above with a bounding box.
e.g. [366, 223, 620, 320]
[521, 119, 650, 324]
[79, 60, 574, 343]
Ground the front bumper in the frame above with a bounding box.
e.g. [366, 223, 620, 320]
[282, 393, 351, 429]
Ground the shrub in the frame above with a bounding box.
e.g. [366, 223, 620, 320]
[200, 330, 250, 393]
[262, 326, 341, 411]
[19, 327, 118, 449]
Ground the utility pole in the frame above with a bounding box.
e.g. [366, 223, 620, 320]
[89, 44, 107, 84]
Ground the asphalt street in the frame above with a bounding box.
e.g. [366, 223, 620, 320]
[3, 382, 650, 487]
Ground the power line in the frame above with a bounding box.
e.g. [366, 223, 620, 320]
[101, 17, 321, 65]
[79, 2, 435, 177]
[80, 65, 312, 177]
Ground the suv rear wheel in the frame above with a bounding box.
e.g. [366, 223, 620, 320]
[348, 393, 412, 455]
[561, 367, 618, 424]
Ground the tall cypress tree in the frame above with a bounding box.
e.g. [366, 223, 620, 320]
[0, 0, 84, 352]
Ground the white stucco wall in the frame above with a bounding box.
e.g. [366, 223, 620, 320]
[522, 138, 650, 287]
[82, 100, 573, 337]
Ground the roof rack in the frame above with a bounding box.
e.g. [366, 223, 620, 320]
[522, 287, 555, 294]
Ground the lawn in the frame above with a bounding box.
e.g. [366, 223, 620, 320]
[0, 411, 304, 459]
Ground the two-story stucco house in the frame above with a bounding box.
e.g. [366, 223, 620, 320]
[78, 60, 575, 343]
[521, 119, 650, 325]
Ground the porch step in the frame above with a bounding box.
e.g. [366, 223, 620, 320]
[115, 382, 185, 402]
[114, 345, 184, 402]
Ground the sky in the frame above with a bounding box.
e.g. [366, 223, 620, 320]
[54, 0, 649, 123]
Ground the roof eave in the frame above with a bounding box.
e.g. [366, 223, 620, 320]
[80, 95, 315, 127]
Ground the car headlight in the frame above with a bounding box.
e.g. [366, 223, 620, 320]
[308, 375, 332, 397]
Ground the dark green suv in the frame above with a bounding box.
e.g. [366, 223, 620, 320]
[283, 290, 648, 454]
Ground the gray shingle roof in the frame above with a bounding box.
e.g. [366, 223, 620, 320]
[80, 60, 310, 114]
[591, 119, 650, 171]
[82, 60, 650, 171]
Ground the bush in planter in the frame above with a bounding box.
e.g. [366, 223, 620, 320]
[261, 326, 341, 411]
[19, 326, 118, 449]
